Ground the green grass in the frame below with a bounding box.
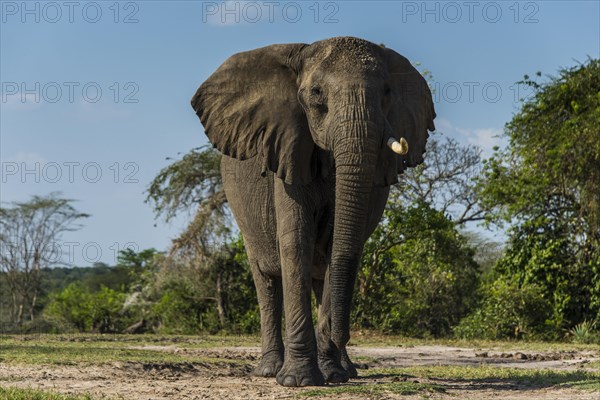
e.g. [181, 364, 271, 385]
[349, 332, 600, 352]
[563, 379, 600, 391]
[0, 333, 260, 348]
[364, 366, 600, 391]
[0, 336, 252, 366]
[4, 332, 598, 353]
[301, 381, 445, 397]
[0, 387, 94, 400]
[300, 366, 600, 398]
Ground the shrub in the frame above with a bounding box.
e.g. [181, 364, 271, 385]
[45, 283, 126, 333]
[569, 320, 599, 344]
[153, 283, 220, 334]
[150, 237, 259, 334]
[454, 278, 553, 340]
[354, 202, 480, 337]
[45, 283, 94, 331]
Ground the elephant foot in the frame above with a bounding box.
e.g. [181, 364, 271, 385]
[341, 349, 358, 379]
[319, 357, 349, 383]
[253, 350, 284, 377]
[276, 358, 324, 387]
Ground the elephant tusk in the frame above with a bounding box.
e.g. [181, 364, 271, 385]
[387, 137, 409, 155]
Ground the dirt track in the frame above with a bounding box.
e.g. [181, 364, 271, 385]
[1, 344, 599, 399]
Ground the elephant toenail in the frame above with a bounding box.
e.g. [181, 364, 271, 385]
[282, 376, 297, 386]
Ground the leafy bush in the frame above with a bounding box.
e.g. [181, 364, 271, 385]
[491, 218, 597, 333]
[45, 283, 93, 331]
[151, 238, 259, 334]
[454, 278, 553, 340]
[45, 283, 126, 333]
[354, 201, 479, 337]
[153, 280, 220, 334]
[226, 240, 260, 333]
[91, 286, 128, 332]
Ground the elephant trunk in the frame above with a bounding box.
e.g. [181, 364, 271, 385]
[329, 122, 379, 351]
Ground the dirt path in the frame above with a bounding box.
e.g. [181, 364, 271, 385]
[1, 345, 598, 399]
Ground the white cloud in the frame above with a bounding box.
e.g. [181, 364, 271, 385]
[456, 127, 503, 149]
[435, 117, 503, 157]
[1, 92, 43, 111]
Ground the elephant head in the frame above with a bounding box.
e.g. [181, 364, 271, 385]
[191, 37, 435, 350]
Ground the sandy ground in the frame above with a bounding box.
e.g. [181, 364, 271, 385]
[1, 344, 599, 399]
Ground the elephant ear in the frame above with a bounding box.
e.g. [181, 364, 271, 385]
[191, 43, 315, 185]
[378, 47, 436, 185]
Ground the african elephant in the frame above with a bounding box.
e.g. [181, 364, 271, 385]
[191, 36, 435, 386]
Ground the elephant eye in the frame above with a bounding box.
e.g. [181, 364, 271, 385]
[384, 84, 391, 96]
[308, 86, 326, 112]
[310, 86, 323, 97]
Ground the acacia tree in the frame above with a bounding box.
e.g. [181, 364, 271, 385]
[146, 146, 256, 331]
[0, 193, 88, 325]
[478, 58, 600, 331]
[146, 146, 230, 258]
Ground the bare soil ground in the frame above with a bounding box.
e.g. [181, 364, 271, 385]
[1, 343, 599, 399]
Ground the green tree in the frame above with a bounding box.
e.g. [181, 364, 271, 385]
[117, 248, 159, 269]
[478, 58, 600, 333]
[0, 193, 89, 325]
[354, 133, 485, 337]
[147, 148, 259, 333]
[115, 247, 161, 292]
[114, 248, 163, 333]
[151, 237, 258, 334]
[354, 200, 479, 337]
[146, 146, 230, 257]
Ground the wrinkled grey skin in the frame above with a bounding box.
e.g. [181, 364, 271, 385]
[191, 37, 435, 387]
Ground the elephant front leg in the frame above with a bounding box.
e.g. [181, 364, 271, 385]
[340, 347, 358, 378]
[276, 231, 324, 387]
[249, 260, 284, 377]
[314, 275, 354, 383]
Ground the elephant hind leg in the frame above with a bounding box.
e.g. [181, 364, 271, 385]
[249, 259, 284, 377]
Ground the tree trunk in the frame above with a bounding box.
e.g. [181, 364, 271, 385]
[16, 304, 23, 326]
[216, 270, 226, 327]
[29, 293, 37, 321]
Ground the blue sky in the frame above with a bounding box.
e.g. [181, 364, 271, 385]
[1, 1, 599, 265]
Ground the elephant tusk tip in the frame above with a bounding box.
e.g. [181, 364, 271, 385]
[387, 137, 409, 155]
